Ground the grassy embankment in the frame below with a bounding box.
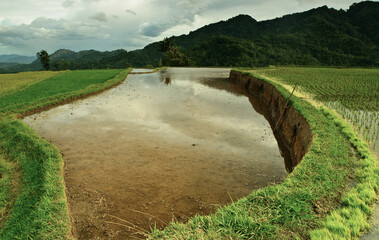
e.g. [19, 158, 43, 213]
[0, 69, 131, 239]
[250, 67, 379, 238]
[149, 68, 378, 239]
[252, 67, 379, 149]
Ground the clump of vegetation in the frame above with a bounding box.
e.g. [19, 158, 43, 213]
[36, 50, 51, 71]
[158, 37, 191, 67]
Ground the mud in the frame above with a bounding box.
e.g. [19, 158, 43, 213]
[24, 68, 288, 239]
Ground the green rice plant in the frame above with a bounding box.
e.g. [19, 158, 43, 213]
[251, 67, 379, 150]
[0, 71, 60, 97]
[325, 102, 379, 149]
[0, 69, 127, 115]
[310, 107, 379, 239]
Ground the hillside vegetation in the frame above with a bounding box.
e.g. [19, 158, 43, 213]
[1, 1, 378, 73]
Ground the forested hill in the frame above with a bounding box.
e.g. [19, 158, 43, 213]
[2, 1, 378, 73]
[159, 0, 379, 67]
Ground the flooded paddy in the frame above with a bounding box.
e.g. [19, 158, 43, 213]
[24, 68, 287, 239]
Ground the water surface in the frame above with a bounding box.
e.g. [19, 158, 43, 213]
[24, 68, 287, 239]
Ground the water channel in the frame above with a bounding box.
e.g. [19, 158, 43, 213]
[24, 68, 287, 239]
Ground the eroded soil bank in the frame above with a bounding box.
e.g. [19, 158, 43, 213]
[24, 68, 288, 239]
[229, 70, 313, 171]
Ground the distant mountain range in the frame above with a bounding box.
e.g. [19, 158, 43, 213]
[0, 54, 36, 64]
[1, 1, 378, 73]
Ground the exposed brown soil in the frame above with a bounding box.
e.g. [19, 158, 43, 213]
[229, 70, 313, 171]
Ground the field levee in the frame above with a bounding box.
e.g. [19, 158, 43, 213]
[150, 69, 377, 239]
[229, 70, 312, 172]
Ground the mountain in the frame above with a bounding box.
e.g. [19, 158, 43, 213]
[144, 1, 379, 66]
[0, 54, 36, 64]
[1, 1, 378, 73]
[165, 1, 379, 66]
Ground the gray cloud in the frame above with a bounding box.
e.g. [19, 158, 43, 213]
[125, 9, 137, 16]
[139, 22, 170, 37]
[62, 0, 75, 8]
[137, 0, 202, 37]
[90, 12, 107, 22]
[0, 17, 111, 53]
[30, 17, 62, 29]
[81, 0, 101, 3]
[296, 0, 317, 5]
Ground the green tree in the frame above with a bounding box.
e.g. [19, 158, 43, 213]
[159, 37, 191, 66]
[53, 61, 60, 71]
[63, 61, 70, 70]
[163, 47, 191, 66]
[159, 37, 175, 52]
[36, 50, 50, 70]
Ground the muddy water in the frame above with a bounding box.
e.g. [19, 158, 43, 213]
[131, 68, 156, 73]
[24, 68, 287, 239]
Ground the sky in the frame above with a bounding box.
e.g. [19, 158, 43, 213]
[0, 0, 360, 56]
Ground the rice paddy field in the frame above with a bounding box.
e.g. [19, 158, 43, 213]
[0, 67, 378, 239]
[0, 71, 60, 97]
[0, 69, 128, 115]
[250, 67, 379, 154]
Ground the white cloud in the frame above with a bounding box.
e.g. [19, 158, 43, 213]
[0, 0, 359, 55]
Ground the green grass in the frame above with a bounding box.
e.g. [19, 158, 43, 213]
[0, 71, 60, 97]
[0, 68, 131, 239]
[0, 118, 71, 240]
[0, 155, 19, 228]
[309, 107, 379, 239]
[0, 69, 126, 115]
[149, 70, 379, 239]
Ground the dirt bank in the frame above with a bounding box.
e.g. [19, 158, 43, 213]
[229, 70, 313, 171]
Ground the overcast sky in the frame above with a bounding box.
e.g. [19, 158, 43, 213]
[0, 0, 360, 56]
